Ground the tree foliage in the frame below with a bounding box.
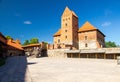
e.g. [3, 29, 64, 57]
[30, 38, 39, 44]
[23, 38, 39, 46]
[44, 42, 48, 48]
[105, 41, 117, 48]
[5, 36, 13, 40]
[23, 40, 30, 46]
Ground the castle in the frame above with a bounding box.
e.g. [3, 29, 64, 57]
[53, 7, 105, 50]
[47, 7, 120, 59]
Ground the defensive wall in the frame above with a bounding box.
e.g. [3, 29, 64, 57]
[47, 48, 120, 59]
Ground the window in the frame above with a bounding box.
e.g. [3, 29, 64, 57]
[65, 36, 67, 39]
[65, 30, 67, 32]
[58, 39, 60, 43]
[85, 36, 87, 40]
[85, 43, 88, 47]
[69, 18, 70, 20]
[65, 23, 67, 26]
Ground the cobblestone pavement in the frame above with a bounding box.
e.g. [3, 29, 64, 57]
[27, 58, 120, 82]
[0, 56, 32, 82]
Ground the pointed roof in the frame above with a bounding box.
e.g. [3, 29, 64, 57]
[62, 6, 78, 17]
[65, 6, 71, 12]
[78, 21, 97, 32]
[53, 29, 61, 37]
[72, 11, 78, 17]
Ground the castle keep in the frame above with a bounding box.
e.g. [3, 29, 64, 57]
[53, 7, 105, 50]
[47, 7, 120, 59]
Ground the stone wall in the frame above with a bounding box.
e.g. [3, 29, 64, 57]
[47, 49, 69, 58]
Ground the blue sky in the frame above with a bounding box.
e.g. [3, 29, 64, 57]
[0, 0, 120, 45]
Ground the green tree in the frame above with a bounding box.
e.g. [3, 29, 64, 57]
[44, 42, 48, 48]
[30, 38, 39, 44]
[23, 40, 30, 46]
[105, 41, 117, 48]
[5, 36, 13, 40]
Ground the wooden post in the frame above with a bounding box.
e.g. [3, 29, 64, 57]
[114, 54, 116, 59]
[87, 54, 89, 58]
[71, 53, 73, 58]
[95, 53, 98, 59]
[79, 53, 80, 58]
[104, 53, 106, 59]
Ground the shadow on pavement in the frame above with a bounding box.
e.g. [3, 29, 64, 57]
[27, 62, 37, 65]
[0, 56, 32, 82]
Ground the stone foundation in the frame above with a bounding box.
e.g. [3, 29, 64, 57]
[47, 48, 120, 59]
[47, 49, 68, 58]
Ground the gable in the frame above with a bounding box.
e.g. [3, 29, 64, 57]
[78, 21, 97, 32]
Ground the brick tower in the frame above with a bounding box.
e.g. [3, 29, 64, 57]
[53, 7, 79, 49]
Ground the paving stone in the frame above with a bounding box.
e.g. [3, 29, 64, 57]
[28, 58, 120, 82]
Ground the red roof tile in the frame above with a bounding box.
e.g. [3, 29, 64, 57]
[53, 29, 61, 37]
[78, 21, 97, 32]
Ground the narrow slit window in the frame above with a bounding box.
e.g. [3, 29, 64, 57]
[85, 43, 88, 47]
[85, 36, 87, 40]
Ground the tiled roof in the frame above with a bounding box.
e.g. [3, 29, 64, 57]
[7, 39, 23, 50]
[62, 6, 78, 17]
[78, 21, 97, 32]
[22, 43, 41, 48]
[53, 29, 61, 37]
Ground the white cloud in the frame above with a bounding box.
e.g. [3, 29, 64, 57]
[24, 21, 32, 25]
[101, 22, 111, 27]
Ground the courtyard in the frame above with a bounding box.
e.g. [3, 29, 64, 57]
[28, 57, 120, 82]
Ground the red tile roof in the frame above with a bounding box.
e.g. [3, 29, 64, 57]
[78, 21, 97, 32]
[53, 29, 61, 37]
[22, 43, 41, 48]
[7, 39, 23, 50]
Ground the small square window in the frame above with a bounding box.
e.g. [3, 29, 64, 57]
[65, 23, 67, 26]
[65, 36, 67, 39]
